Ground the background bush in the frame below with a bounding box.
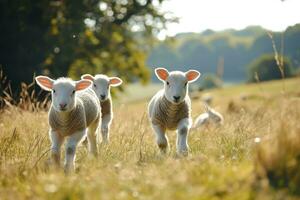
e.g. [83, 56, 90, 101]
[247, 54, 294, 82]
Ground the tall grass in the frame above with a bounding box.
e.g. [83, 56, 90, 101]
[255, 96, 300, 194]
[0, 77, 299, 199]
[0, 69, 50, 112]
[251, 31, 300, 194]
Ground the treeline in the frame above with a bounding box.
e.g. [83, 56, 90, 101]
[0, 0, 170, 92]
[147, 24, 300, 83]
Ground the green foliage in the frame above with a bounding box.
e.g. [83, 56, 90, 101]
[247, 54, 294, 82]
[199, 73, 222, 90]
[0, 0, 170, 91]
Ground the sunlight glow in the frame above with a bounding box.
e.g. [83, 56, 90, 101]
[159, 0, 300, 39]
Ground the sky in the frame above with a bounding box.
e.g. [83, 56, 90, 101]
[158, 0, 300, 39]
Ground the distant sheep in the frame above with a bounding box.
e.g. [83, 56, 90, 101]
[35, 76, 101, 173]
[240, 93, 250, 101]
[81, 74, 122, 144]
[193, 104, 224, 129]
[148, 67, 200, 156]
[201, 93, 213, 105]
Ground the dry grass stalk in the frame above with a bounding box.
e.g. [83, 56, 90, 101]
[0, 69, 50, 112]
[267, 31, 286, 92]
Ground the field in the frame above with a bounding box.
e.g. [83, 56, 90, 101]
[0, 78, 300, 200]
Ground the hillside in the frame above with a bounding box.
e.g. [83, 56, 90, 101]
[0, 78, 300, 199]
[147, 24, 300, 83]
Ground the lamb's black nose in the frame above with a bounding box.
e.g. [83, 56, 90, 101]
[173, 96, 180, 101]
[100, 95, 106, 100]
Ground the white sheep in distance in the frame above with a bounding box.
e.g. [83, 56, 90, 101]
[81, 74, 122, 144]
[193, 104, 224, 129]
[148, 67, 201, 156]
[35, 76, 101, 173]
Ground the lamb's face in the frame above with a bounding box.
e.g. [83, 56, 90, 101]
[51, 80, 77, 112]
[35, 76, 92, 112]
[81, 74, 122, 102]
[155, 68, 201, 104]
[164, 72, 188, 104]
[93, 75, 110, 101]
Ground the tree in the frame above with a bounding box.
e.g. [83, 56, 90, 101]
[247, 54, 294, 82]
[0, 0, 171, 91]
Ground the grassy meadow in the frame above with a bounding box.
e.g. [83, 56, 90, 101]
[0, 78, 300, 199]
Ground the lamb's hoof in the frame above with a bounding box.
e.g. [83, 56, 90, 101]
[46, 159, 61, 171]
[44, 159, 56, 172]
[159, 148, 168, 156]
[64, 169, 74, 175]
[64, 165, 75, 175]
[88, 152, 98, 159]
[158, 150, 169, 159]
[158, 142, 168, 152]
[176, 150, 189, 158]
[100, 141, 109, 147]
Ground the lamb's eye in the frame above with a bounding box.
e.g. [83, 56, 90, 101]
[166, 81, 170, 85]
[93, 84, 97, 88]
[184, 82, 187, 87]
[53, 90, 56, 93]
[72, 90, 75, 95]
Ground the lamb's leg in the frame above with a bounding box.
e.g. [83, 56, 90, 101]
[49, 130, 64, 167]
[64, 130, 86, 174]
[177, 118, 191, 156]
[151, 124, 168, 154]
[87, 119, 100, 156]
[101, 114, 111, 144]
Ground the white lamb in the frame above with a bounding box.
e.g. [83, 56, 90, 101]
[148, 67, 201, 156]
[193, 104, 224, 129]
[35, 76, 101, 173]
[81, 74, 122, 144]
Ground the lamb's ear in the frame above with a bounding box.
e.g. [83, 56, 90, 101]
[35, 76, 54, 91]
[75, 80, 92, 91]
[155, 67, 169, 81]
[109, 77, 122, 87]
[81, 74, 94, 81]
[185, 70, 201, 83]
